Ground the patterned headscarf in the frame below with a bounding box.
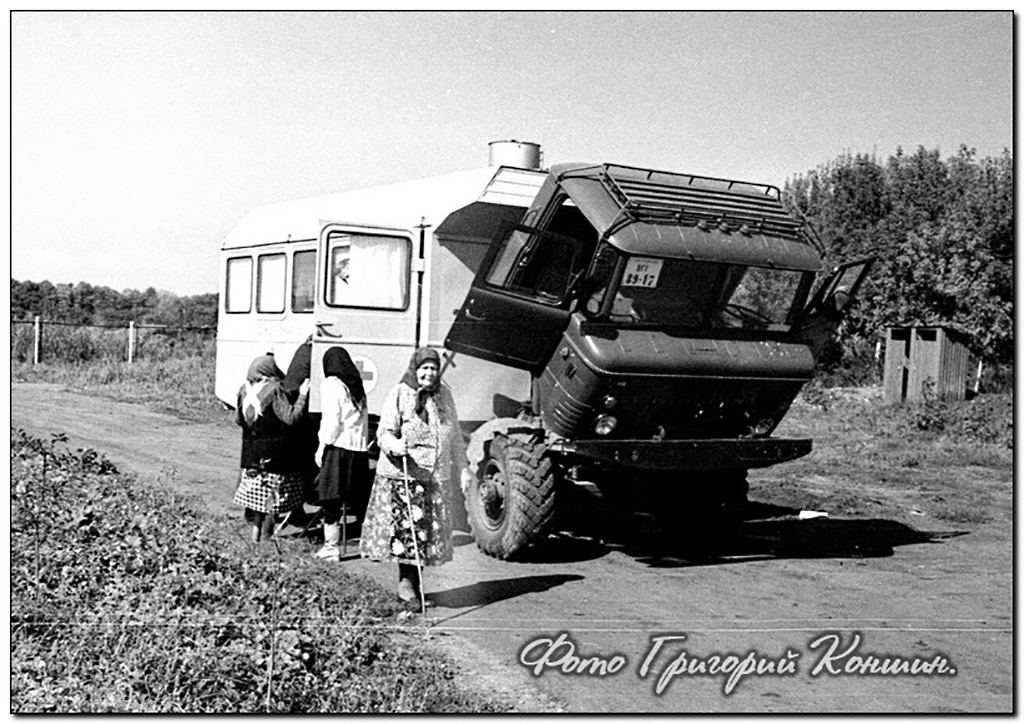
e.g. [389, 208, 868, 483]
[323, 346, 366, 408]
[400, 347, 442, 423]
[240, 354, 283, 426]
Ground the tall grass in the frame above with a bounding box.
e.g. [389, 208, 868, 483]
[12, 325, 222, 422]
[11, 323, 214, 364]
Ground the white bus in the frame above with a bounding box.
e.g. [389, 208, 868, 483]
[215, 146, 546, 428]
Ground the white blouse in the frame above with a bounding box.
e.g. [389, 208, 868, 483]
[317, 377, 369, 452]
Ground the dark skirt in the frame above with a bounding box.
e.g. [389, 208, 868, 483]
[315, 446, 371, 517]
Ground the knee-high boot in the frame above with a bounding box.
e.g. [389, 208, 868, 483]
[317, 523, 342, 561]
[397, 562, 419, 602]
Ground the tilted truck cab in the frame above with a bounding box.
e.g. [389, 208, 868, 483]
[446, 162, 871, 558]
[215, 147, 870, 561]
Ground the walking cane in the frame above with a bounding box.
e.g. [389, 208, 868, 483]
[401, 455, 428, 619]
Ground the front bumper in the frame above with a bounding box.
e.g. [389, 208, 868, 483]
[548, 437, 812, 471]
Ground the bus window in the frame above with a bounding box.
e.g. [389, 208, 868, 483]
[327, 233, 410, 309]
[257, 253, 286, 314]
[292, 249, 315, 313]
[226, 256, 253, 313]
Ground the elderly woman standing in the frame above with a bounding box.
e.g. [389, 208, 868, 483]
[313, 346, 370, 562]
[360, 347, 467, 610]
[233, 354, 310, 543]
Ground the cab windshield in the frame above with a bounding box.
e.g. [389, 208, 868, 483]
[584, 253, 811, 332]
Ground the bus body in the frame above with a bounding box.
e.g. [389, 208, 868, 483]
[215, 163, 546, 424]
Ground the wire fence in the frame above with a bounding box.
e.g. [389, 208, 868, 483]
[11, 317, 216, 365]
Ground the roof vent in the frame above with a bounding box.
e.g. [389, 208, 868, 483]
[488, 140, 542, 170]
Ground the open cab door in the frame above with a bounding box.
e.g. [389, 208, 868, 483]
[445, 221, 589, 372]
[799, 257, 875, 360]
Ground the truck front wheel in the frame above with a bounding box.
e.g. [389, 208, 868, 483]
[465, 432, 556, 560]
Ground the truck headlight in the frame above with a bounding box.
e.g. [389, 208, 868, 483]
[594, 414, 618, 436]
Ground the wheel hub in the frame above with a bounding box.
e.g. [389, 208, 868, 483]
[480, 468, 507, 524]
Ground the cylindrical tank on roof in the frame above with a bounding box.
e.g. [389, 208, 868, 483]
[488, 140, 542, 170]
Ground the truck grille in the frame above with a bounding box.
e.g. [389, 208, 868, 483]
[549, 391, 592, 434]
[615, 376, 804, 439]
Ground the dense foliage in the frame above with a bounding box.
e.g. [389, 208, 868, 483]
[10, 280, 218, 328]
[10, 429, 509, 713]
[784, 145, 1013, 376]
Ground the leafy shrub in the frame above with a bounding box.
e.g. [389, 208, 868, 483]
[812, 336, 884, 388]
[897, 385, 1012, 448]
[11, 429, 507, 714]
[945, 394, 1014, 447]
[908, 387, 950, 433]
[978, 362, 1013, 394]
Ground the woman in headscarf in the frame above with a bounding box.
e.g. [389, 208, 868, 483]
[281, 335, 319, 508]
[359, 347, 467, 611]
[232, 353, 310, 543]
[313, 346, 370, 562]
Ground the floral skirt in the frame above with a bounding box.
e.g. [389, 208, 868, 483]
[232, 468, 305, 515]
[358, 472, 453, 566]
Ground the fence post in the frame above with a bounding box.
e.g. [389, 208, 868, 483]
[33, 316, 41, 365]
[128, 321, 136, 364]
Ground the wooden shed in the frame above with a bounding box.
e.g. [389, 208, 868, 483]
[883, 326, 976, 403]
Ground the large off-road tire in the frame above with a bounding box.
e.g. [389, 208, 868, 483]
[465, 432, 556, 560]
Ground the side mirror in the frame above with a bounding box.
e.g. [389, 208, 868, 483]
[804, 257, 874, 324]
[822, 287, 852, 321]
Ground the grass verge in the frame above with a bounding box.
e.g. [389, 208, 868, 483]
[10, 429, 510, 713]
[12, 356, 225, 423]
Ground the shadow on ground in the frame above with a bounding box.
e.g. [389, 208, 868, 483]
[268, 494, 968, 572]
[429, 573, 585, 610]
[518, 495, 968, 569]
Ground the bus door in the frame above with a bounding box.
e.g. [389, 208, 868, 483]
[311, 224, 419, 414]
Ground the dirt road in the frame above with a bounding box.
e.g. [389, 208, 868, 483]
[11, 382, 1012, 713]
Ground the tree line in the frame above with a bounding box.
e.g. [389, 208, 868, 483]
[784, 144, 1012, 369]
[10, 144, 1012, 367]
[10, 280, 218, 329]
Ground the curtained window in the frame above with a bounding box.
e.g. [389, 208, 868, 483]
[327, 233, 410, 310]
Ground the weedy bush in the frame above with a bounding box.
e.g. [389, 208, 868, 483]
[899, 385, 1013, 448]
[11, 429, 509, 714]
[13, 353, 222, 422]
[799, 387, 1012, 451]
[812, 336, 884, 388]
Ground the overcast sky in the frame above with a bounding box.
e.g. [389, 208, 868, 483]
[10, 10, 1013, 296]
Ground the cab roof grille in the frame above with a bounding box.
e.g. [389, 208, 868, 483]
[565, 163, 810, 245]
